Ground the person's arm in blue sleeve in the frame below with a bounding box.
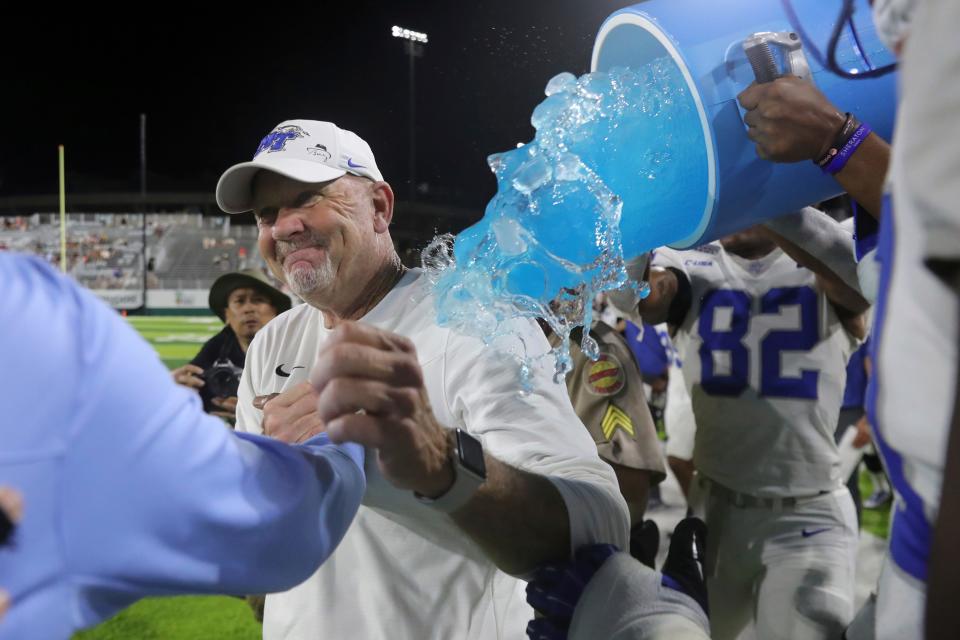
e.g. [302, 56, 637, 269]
[62, 283, 366, 615]
[0, 256, 366, 637]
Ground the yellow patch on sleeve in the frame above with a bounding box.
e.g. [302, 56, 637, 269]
[601, 403, 635, 439]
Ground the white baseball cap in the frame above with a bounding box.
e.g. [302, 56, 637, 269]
[216, 119, 384, 214]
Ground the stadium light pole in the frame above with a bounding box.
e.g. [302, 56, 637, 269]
[58, 145, 66, 273]
[392, 26, 427, 202]
[140, 113, 148, 313]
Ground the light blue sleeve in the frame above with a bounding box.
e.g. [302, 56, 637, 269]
[0, 255, 365, 637]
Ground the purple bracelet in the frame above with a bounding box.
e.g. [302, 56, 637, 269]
[822, 122, 872, 175]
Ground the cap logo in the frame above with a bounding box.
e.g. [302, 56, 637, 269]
[307, 144, 332, 162]
[346, 158, 366, 169]
[255, 124, 308, 157]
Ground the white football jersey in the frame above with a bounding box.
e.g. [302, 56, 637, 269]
[867, 0, 960, 585]
[653, 244, 858, 497]
[872, 201, 953, 529]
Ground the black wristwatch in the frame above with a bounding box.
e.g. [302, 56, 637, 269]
[415, 429, 487, 513]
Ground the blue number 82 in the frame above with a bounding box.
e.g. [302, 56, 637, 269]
[698, 286, 819, 399]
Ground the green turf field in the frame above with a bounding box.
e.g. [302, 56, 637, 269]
[74, 316, 892, 639]
[859, 471, 892, 539]
[129, 316, 223, 370]
[74, 596, 261, 640]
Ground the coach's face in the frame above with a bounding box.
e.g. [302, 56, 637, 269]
[251, 172, 386, 306]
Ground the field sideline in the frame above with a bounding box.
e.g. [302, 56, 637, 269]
[74, 315, 890, 639]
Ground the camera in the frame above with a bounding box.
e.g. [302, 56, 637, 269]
[204, 358, 244, 399]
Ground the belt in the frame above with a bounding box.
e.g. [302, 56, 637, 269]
[701, 477, 830, 511]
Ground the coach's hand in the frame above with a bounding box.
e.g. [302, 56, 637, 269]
[171, 364, 205, 390]
[310, 321, 454, 498]
[258, 382, 326, 444]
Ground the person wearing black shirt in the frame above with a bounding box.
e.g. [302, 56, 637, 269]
[171, 269, 290, 420]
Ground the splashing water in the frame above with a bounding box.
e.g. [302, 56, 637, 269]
[423, 58, 708, 391]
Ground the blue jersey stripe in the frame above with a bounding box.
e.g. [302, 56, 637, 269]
[866, 196, 932, 583]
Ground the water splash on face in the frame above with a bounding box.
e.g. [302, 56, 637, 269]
[424, 58, 707, 392]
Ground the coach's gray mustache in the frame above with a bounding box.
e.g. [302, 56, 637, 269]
[276, 234, 329, 262]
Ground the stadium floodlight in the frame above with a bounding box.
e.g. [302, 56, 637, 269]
[391, 26, 429, 201]
[391, 26, 428, 44]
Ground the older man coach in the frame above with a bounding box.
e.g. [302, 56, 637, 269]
[216, 119, 629, 639]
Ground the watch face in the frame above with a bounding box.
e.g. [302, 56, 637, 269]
[456, 430, 487, 479]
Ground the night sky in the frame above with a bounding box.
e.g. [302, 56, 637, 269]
[2, 1, 636, 220]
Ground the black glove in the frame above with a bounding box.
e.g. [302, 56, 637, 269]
[661, 516, 709, 615]
[629, 519, 660, 569]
